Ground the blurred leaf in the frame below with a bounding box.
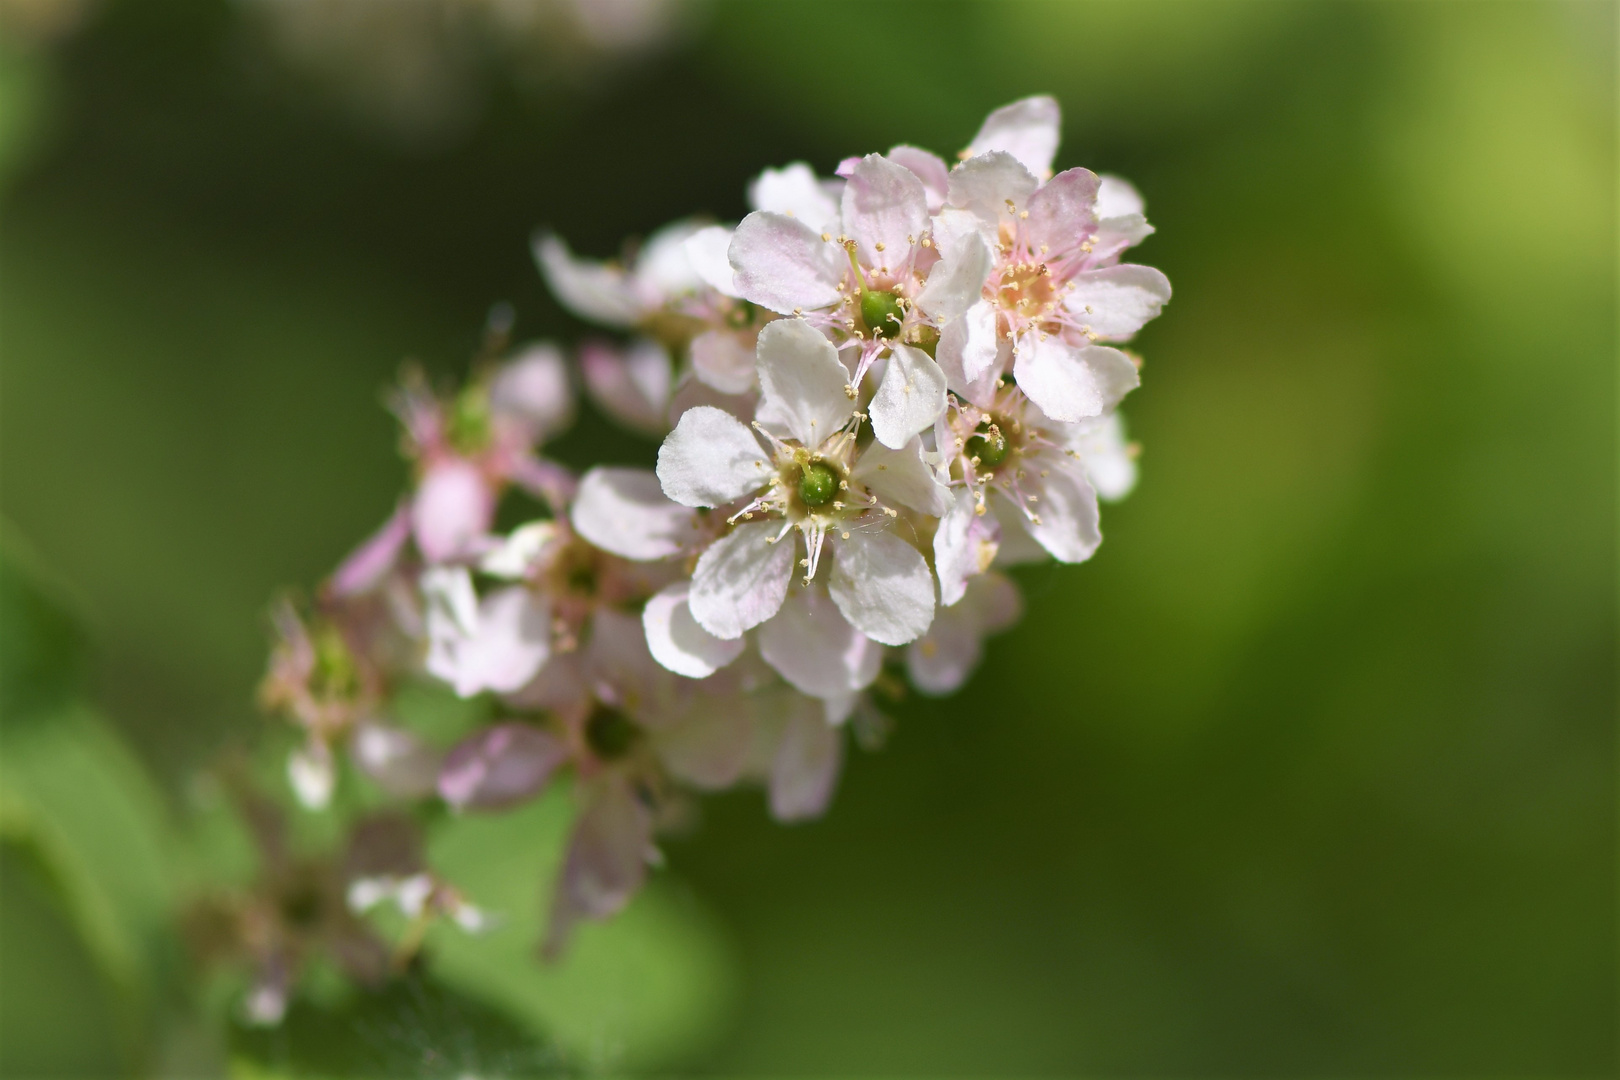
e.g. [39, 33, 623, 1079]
[0, 529, 87, 725]
[228, 969, 564, 1080]
[421, 788, 736, 1074]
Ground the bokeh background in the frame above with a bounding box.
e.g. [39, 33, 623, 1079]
[1, 0, 1615, 1075]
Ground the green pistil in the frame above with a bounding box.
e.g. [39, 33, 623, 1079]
[860, 289, 904, 339]
[312, 624, 358, 698]
[798, 461, 839, 507]
[447, 385, 492, 454]
[966, 420, 1009, 467]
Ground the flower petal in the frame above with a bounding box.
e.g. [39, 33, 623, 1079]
[841, 154, 929, 273]
[989, 494, 1051, 566]
[757, 584, 882, 699]
[886, 144, 949, 212]
[543, 774, 652, 958]
[966, 95, 1062, 178]
[642, 582, 746, 678]
[580, 338, 672, 437]
[1063, 264, 1172, 341]
[769, 700, 843, 822]
[330, 502, 410, 597]
[288, 740, 335, 810]
[689, 520, 795, 640]
[755, 318, 855, 447]
[1095, 174, 1145, 218]
[425, 585, 551, 698]
[682, 225, 741, 298]
[905, 572, 1022, 695]
[933, 487, 1001, 605]
[412, 457, 494, 563]
[490, 343, 574, 441]
[851, 436, 950, 518]
[689, 328, 757, 395]
[748, 162, 841, 233]
[437, 722, 568, 811]
[869, 343, 948, 449]
[729, 211, 844, 314]
[828, 530, 935, 646]
[656, 405, 770, 507]
[633, 218, 708, 299]
[351, 723, 441, 799]
[1012, 337, 1139, 423]
[654, 704, 753, 790]
[935, 300, 1006, 407]
[915, 229, 992, 323]
[947, 151, 1039, 230]
[1023, 456, 1102, 563]
[1025, 167, 1100, 256]
[533, 232, 641, 327]
[1066, 412, 1138, 502]
[479, 521, 557, 580]
[572, 467, 694, 561]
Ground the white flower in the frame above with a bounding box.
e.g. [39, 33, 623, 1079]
[421, 565, 551, 698]
[654, 319, 946, 648]
[906, 572, 1022, 695]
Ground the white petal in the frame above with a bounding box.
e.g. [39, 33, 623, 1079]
[330, 503, 410, 597]
[533, 233, 641, 327]
[869, 343, 948, 449]
[1093, 214, 1155, 261]
[886, 144, 949, 212]
[586, 608, 679, 726]
[689, 520, 795, 639]
[437, 722, 568, 810]
[642, 582, 746, 678]
[288, 740, 334, 810]
[1063, 264, 1172, 341]
[654, 705, 753, 790]
[490, 343, 574, 441]
[935, 300, 1006, 407]
[682, 225, 741, 298]
[989, 494, 1050, 566]
[1012, 337, 1139, 423]
[755, 319, 854, 447]
[757, 585, 881, 699]
[412, 457, 494, 563]
[351, 723, 441, 799]
[545, 774, 652, 956]
[1023, 456, 1102, 563]
[1025, 167, 1100, 256]
[667, 372, 757, 429]
[479, 521, 556, 579]
[966, 95, 1062, 178]
[572, 467, 694, 561]
[421, 565, 480, 637]
[933, 487, 1001, 606]
[905, 573, 1021, 696]
[633, 218, 708, 299]
[915, 229, 991, 323]
[947, 151, 1039, 226]
[656, 405, 770, 507]
[828, 530, 935, 646]
[769, 700, 843, 822]
[689, 328, 758, 395]
[426, 586, 551, 698]
[580, 338, 672, 437]
[1067, 412, 1138, 502]
[840, 154, 929, 273]
[851, 436, 950, 517]
[729, 211, 844, 314]
[748, 162, 841, 232]
[1095, 175, 1145, 219]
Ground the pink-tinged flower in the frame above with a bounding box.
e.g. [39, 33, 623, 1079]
[755, 689, 846, 823]
[542, 772, 655, 959]
[421, 565, 552, 698]
[905, 572, 1022, 695]
[962, 95, 1063, 179]
[934, 144, 1168, 423]
[1070, 410, 1140, 502]
[655, 320, 946, 647]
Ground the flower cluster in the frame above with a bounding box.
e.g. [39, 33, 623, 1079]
[260, 96, 1167, 968]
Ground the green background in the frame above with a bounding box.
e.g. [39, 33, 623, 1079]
[1, 0, 1614, 1074]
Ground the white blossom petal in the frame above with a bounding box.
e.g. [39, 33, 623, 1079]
[586, 608, 679, 726]
[580, 338, 672, 437]
[729, 211, 844, 314]
[412, 457, 494, 563]
[479, 521, 556, 580]
[438, 722, 568, 810]
[886, 144, 949, 212]
[533, 233, 641, 327]
[828, 530, 935, 646]
[1024, 167, 1101, 257]
[769, 700, 843, 822]
[490, 343, 574, 441]
[656, 405, 769, 507]
[689, 328, 757, 395]
[667, 373, 757, 429]
[425, 586, 551, 698]
[689, 520, 795, 640]
[1067, 412, 1138, 502]
[840, 154, 929, 272]
[869, 344, 948, 449]
[1095, 174, 1145, 219]
[420, 565, 480, 637]
[966, 95, 1062, 178]
[755, 319, 854, 447]
[288, 740, 335, 810]
[543, 774, 652, 957]
[757, 585, 882, 699]
[851, 436, 950, 517]
[1023, 456, 1102, 563]
[1012, 337, 1139, 423]
[572, 467, 694, 561]
[949, 151, 1039, 232]
[933, 487, 1001, 605]
[682, 225, 741, 298]
[1063, 265, 1172, 341]
[351, 723, 441, 799]
[634, 218, 708, 299]
[906, 572, 1022, 695]
[642, 582, 746, 678]
[653, 705, 753, 790]
[935, 300, 1005, 407]
[748, 162, 841, 233]
[989, 495, 1051, 566]
[915, 229, 992, 323]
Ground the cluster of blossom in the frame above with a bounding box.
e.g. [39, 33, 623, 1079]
[258, 96, 1168, 975]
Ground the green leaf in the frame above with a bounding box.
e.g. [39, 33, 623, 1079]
[0, 529, 87, 726]
[421, 788, 737, 1074]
